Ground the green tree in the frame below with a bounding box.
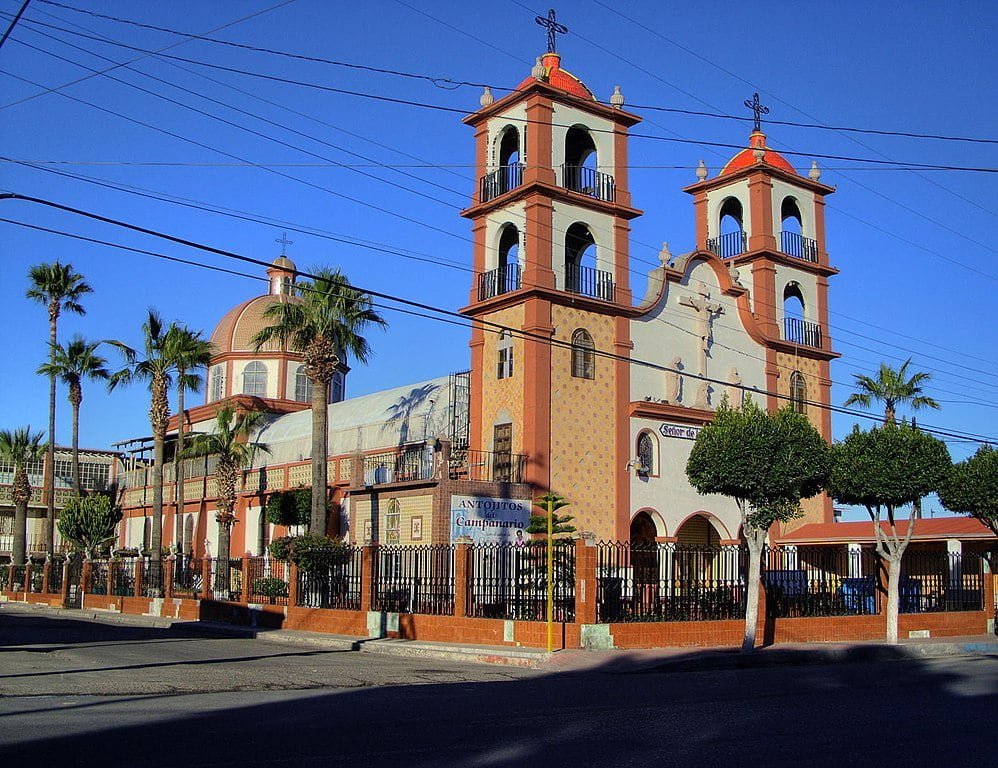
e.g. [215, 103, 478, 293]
[686, 399, 829, 652]
[843, 358, 940, 425]
[26, 261, 92, 554]
[182, 405, 268, 586]
[252, 267, 385, 535]
[36, 335, 109, 495]
[266, 488, 313, 528]
[827, 423, 950, 643]
[57, 494, 123, 559]
[938, 446, 997, 562]
[0, 428, 46, 565]
[166, 324, 213, 548]
[108, 310, 179, 572]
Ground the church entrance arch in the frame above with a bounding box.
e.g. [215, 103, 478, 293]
[629, 511, 659, 587]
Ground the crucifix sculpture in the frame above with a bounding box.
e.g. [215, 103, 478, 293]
[535, 8, 568, 53]
[680, 288, 725, 406]
[275, 232, 294, 257]
[744, 92, 770, 132]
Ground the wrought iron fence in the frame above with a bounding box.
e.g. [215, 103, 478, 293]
[561, 164, 615, 202]
[597, 542, 747, 623]
[899, 550, 984, 613]
[9, 564, 26, 591]
[172, 555, 202, 598]
[451, 449, 527, 483]
[763, 546, 881, 618]
[478, 263, 522, 301]
[784, 317, 822, 348]
[28, 563, 45, 593]
[110, 559, 135, 596]
[246, 556, 290, 605]
[480, 163, 524, 203]
[467, 541, 576, 623]
[143, 558, 164, 597]
[211, 557, 243, 602]
[89, 560, 109, 595]
[362, 445, 434, 485]
[372, 545, 455, 615]
[47, 559, 65, 594]
[295, 546, 364, 610]
[564, 262, 614, 302]
[780, 231, 818, 262]
[706, 231, 746, 258]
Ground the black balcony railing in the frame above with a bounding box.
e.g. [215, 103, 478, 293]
[363, 445, 434, 485]
[478, 263, 522, 301]
[450, 449, 527, 483]
[781, 231, 819, 262]
[565, 262, 614, 302]
[784, 317, 823, 348]
[706, 231, 746, 258]
[480, 163, 524, 203]
[561, 164, 615, 202]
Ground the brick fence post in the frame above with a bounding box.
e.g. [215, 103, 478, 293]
[241, 557, 251, 604]
[984, 572, 995, 629]
[42, 561, 51, 594]
[360, 545, 374, 613]
[106, 561, 114, 597]
[164, 557, 175, 600]
[134, 558, 144, 598]
[454, 541, 470, 617]
[201, 557, 213, 600]
[6, 564, 13, 592]
[288, 562, 299, 608]
[23, 562, 33, 594]
[60, 559, 70, 604]
[81, 559, 92, 595]
[574, 536, 598, 625]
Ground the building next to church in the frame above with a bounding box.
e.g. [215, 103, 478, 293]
[109, 47, 989, 563]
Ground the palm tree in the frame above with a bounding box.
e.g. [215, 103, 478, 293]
[0, 428, 47, 565]
[26, 262, 92, 554]
[36, 336, 110, 495]
[182, 405, 268, 589]
[844, 358, 940, 424]
[165, 325, 213, 551]
[252, 268, 385, 535]
[108, 310, 178, 571]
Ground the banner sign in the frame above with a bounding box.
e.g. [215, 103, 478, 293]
[450, 495, 531, 544]
[659, 422, 702, 440]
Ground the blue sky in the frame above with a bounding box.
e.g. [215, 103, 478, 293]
[1, 1, 995, 519]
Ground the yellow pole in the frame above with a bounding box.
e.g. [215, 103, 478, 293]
[546, 495, 553, 653]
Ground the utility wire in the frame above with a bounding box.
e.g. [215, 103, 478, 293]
[0, 0, 31, 50]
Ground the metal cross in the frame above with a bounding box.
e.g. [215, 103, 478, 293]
[744, 92, 770, 132]
[275, 232, 293, 256]
[535, 8, 568, 53]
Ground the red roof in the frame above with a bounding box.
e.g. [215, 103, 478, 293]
[517, 53, 595, 101]
[781, 517, 994, 543]
[720, 130, 797, 177]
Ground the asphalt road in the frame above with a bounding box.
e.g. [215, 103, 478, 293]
[1, 605, 995, 767]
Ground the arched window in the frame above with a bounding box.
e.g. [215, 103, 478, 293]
[708, 197, 746, 258]
[498, 126, 520, 167]
[781, 197, 802, 234]
[385, 498, 401, 545]
[564, 126, 612, 201]
[294, 364, 312, 403]
[780, 197, 815, 260]
[636, 431, 657, 475]
[210, 364, 226, 402]
[242, 361, 268, 397]
[331, 373, 344, 403]
[565, 223, 611, 300]
[571, 329, 595, 380]
[495, 225, 521, 295]
[257, 508, 270, 555]
[497, 330, 513, 380]
[790, 371, 807, 415]
[142, 517, 151, 552]
[183, 515, 194, 556]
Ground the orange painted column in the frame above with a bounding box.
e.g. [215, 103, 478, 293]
[164, 558, 175, 600]
[747, 173, 776, 252]
[81, 559, 92, 595]
[200, 558, 212, 600]
[454, 542, 470, 618]
[41, 561, 51, 594]
[360, 545, 374, 613]
[288, 562, 299, 608]
[133, 558, 144, 598]
[574, 538, 598, 625]
[692, 190, 708, 250]
[241, 557, 251, 604]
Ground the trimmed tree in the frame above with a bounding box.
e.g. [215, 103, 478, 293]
[686, 399, 829, 652]
[26, 261, 92, 555]
[57, 494, 123, 559]
[827, 423, 951, 643]
[0, 428, 46, 565]
[252, 267, 385, 536]
[939, 446, 997, 563]
[36, 335, 110, 495]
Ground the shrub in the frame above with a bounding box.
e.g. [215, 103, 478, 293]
[268, 533, 351, 572]
[265, 489, 313, 527]
[252, 576, 289, 599]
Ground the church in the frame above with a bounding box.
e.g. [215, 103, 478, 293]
[115, 45, 841, 558]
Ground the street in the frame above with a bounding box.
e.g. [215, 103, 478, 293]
[1, 605, 995, 767]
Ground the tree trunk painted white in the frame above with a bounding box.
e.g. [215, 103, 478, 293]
[886, 555, 901, 644]
[743, 524, 766, 653]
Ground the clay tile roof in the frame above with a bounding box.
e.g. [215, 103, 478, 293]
[516, 52, 595, 101]
[209, 293, 299, 355]
[781, 517, 995, 543]
[719, 130, 797, 177]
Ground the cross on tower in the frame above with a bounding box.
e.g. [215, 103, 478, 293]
[744, 92, 770, 133]
[535, 8, 568, 53]
[275, 231, 293, 257]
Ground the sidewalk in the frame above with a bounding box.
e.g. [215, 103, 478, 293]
[3, 599, 995, 671]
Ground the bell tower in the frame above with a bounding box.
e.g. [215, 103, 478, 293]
[460, 27, 642, 535]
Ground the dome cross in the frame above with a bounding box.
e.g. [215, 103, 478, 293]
[535, 8, 568, 53]
[275, 231, 294, 257]
[744, 92, 770, 133]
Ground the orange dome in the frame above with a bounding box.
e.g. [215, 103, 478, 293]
[516, 53, 595, 101]
[719, 131, 797, 177]
[209, 293, 300, 356]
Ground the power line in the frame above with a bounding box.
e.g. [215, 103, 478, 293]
[1, 193, 995, 446]
[32, 0, 998, 147]
[0, 0, 31, 50]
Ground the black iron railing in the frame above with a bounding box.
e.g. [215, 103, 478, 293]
[597, 542, 747, 623]
[565, 262, 614, 302]
[295, 546, 364, 610]
[89, 560, 109, 595]
[706, 231, 747, 258]
[899, 550, 984, 613]
[211, 557, 243, 602]
[47, 560, 64, 594]
[478, 263, 522, 301]
[561, 164, 615, 202]
[784, 317, 822, 348]
[763, 546, 881, 618]
[449, 449, 527, 483]
[467, 541, 576, 623]
[780, 231, 818, 262]
[29, 564, 44, 593]
[362, 445, 433, 485]
[110, 559, 134, 596]
[172, 556, 202, 598]
[480, 163, 524, 203]
[372, 545, 455, 615]
[246, 556, 290, 605]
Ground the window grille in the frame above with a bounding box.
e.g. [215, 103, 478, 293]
[790, 371, 807, 415]
[210, 365, 226, 402]
[294, 365, 312, 403]
[571, 329, 595, 379]
[637, 432, 656, 474]
[497, 331, 513, 379]
[385, 498, 401, 545]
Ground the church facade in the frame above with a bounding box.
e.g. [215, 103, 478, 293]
[115, 50, 840, 558]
